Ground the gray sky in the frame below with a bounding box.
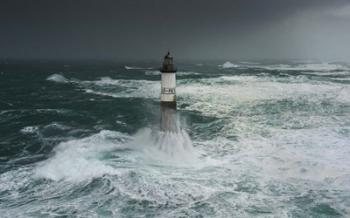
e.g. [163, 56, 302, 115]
[1, 0, 350, 61]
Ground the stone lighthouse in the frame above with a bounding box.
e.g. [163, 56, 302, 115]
[160, 52, 177, 132]
[160, 52, 177, 108]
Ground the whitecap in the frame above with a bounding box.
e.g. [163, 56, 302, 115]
[145, 70, 200, 76]
[34, 130, 128, 182]
[260, 63, 348, 71]
[125, 66, 153, 70]
[145, 70, 160, 76]
[177, 71, 201, 76]
[239, 61, 260, 65]
[219, 61, 240, 69]
[46, 74, 69, 83]
[82, 78, 160, 99]
[33, 123, 206, 183]
[20, 126, 39, 134]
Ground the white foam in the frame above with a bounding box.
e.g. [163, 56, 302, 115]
[230, 126, 350, 184]
[34, 130, 127, 182]
[20, 126, 39, 134]
[177, 71, 201, 76]
[219, 61, 240, 69]
[125, 66, 153, 70]
[52, 74, 349, 116]
[145, 70, 160, 75]
[304, 71, 350, 76]
[46, 74, 69, 83]
[259, 63, 348, 71]
[128, 128, 201, 166]
[145, 70, 200, 76]
[34, 123, 204, 182]
[239, 61, 260, 65]
[177, 75, 350, 117]
[81, 77, 160, 99]
[44, 122, 71, 130]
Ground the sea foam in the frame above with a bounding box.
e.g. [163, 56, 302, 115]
[34, 123, 202, 182]
[46, 74, 69, 83]
[125, 66, 153, 70]
[259, 63, 348, 71]
[34, 130, 126, 182]
[219, 61, 240, 69]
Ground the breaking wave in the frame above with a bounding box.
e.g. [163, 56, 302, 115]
[34, 124, 201, 182]
[125, 66, 153, 70]
[20, 126, 39, 134]
[219, 61, 240, 69]
[46, 74, 69, 83]
[83, 77, 160, 98]
[257, 63, 349, 71]
[145, 70, 200, 76]
[34, 130, 126, 182]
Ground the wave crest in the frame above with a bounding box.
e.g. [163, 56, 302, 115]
[46, 74, 69, 83]
[219, 61, 240, 69]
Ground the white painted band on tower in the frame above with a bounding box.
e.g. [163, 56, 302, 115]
[160, 52, 177, 107]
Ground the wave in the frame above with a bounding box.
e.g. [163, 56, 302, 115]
[46, 76, 160, 99]
[303, 71, 350, 76]
[177, 71, 201, 76]
[46, 74, 69, 83]
[34, 130, 125, 182]
[3, 131, 348, 217]
[259, 63, 348, 71]
[45, 72, 350, 113]
[239, 61, 260, 65]
[145, 70, 200, 76]
[50, 73, 350, 107]
[20, 126, 39, 134]
[128, 128, 200, 166]
[144, 70, 160, 76]
[177, 75, 350, 119]
[219, 61, 240, 69]
[125, 66, 153, 70]
[82, 77, 160, 99]
[34, 124, 201, 182]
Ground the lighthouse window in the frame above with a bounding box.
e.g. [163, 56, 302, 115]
[162, 88, 175, 94]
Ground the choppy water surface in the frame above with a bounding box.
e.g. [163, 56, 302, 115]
[1, 60, 350, 217]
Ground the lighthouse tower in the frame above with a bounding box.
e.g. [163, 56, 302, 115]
[160, 52, 177, 108]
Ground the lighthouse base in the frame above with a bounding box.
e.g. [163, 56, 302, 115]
[160, 101, 176, 109]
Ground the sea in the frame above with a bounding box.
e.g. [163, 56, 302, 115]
[0, 60, 350, 217]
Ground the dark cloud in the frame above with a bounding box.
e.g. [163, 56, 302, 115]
[0, 0, 349, 60]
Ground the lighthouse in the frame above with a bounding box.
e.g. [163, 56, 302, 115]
[160, 52, 177, 108]
[160, 52, 177, 132]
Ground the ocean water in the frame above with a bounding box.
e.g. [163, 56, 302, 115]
[0, 60, 350, 217]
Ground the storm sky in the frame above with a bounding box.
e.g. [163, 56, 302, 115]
[1, 0, 350, 61]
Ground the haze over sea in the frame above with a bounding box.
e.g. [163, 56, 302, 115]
[1, 60, 350, 217]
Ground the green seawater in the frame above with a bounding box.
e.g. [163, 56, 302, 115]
[0, 60, 350, 217]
